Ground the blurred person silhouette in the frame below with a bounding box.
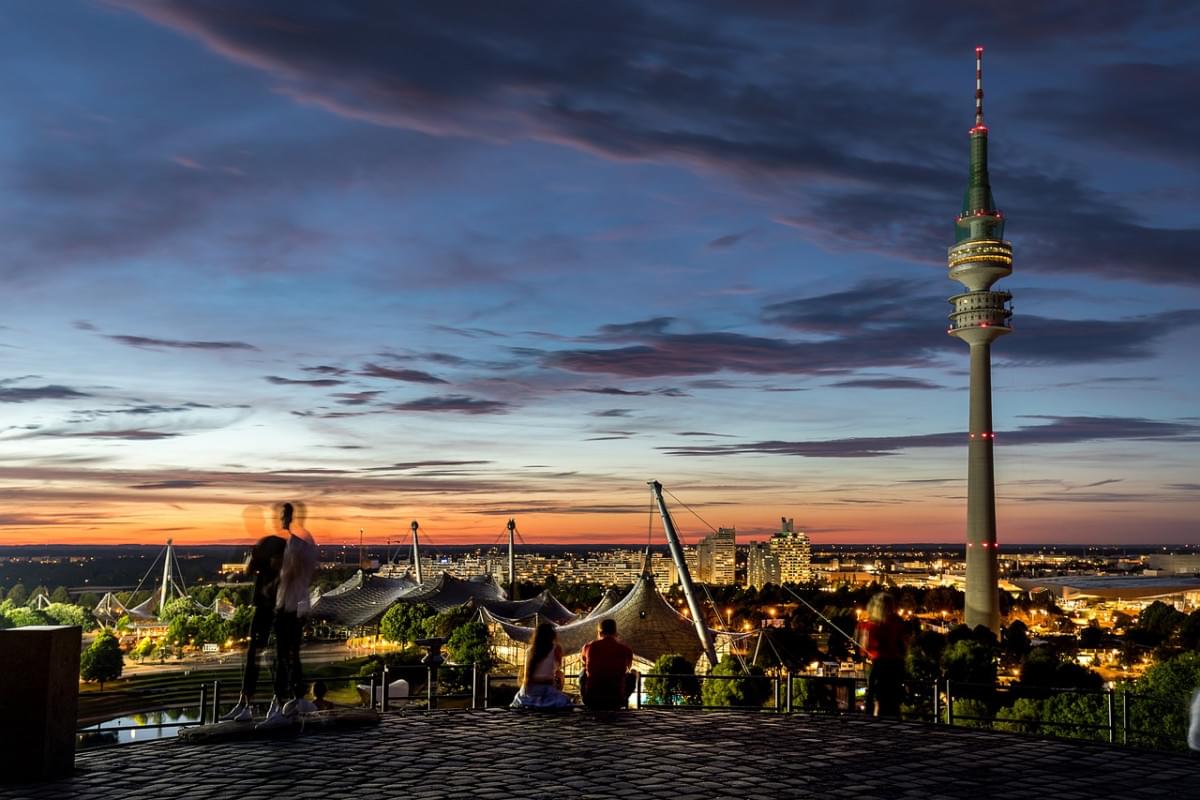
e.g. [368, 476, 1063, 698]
[312, 680, 335, 711]
[259, 501, 320, 728]
[580, 618, 636, 710]
[855, 592, 910, 717]
[510, 622, 572, 709]
[220, 506, 286, 722]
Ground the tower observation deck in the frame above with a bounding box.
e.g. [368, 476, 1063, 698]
[948, 47, 1012, 633]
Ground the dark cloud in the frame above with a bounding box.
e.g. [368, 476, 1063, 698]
[265, 375, 346, 387]
[706, 231, 752, 250]
[389, 395, 509, 414]
[661, 415, 1199, 458]
[359, 363, 449, 384]
[590, 409, 633, 418]
[594, 317, 676, 340]
[69, 429, 181, 441]
[108, 335, 257, 351]
[302, 365, 351, 376]
[829, 378, 943, 390]
[675, 431, 737, 437]
[331, 391, 383, 405]
[574, 386, 688, 397]
[0, 385, 91, 403]
[365, 460, 492, 472]
[129, 479, 210, 490]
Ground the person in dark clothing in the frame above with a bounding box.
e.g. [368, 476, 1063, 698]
[855, 592, 910, 717]
[220, 507, 286, 722]
[580, 618, 636, 710]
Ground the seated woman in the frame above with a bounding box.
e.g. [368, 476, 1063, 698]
[510, 622, 573, 709]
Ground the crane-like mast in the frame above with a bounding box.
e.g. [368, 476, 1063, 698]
[410, 520, 424, 583]
[649, 481, 719, 668]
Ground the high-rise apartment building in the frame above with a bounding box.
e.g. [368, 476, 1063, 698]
[693, 527, 736, 584]
[746, 541, 779, 589]
[770, 518, 811, 584]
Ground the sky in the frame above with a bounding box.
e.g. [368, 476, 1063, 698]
[1, 1, 1198, 547]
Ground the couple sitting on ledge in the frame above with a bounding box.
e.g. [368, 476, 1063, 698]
[511, 618, 636, 710]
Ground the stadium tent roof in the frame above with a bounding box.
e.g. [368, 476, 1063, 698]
[483, 571, 707, 664]
[310, 571, 419, 627]
[398, 571, 508, 612]
[583, 588, 623, 619]
[471, 590, 577, 625]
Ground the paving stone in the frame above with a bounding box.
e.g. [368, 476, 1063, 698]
[1, 710, 1197, 799]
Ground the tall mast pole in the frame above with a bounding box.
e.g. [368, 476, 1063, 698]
[410, 520, 423, 583]
[159, 538, 173, 612]
[506, 518, 517, 600]
[649, 481, 719, 668]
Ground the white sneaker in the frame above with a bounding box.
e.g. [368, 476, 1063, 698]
[255, 704, 291, 730]
[283, 698, 318, 715]
[218, 701, 247, 722]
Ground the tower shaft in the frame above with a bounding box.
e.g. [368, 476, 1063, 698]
[947, 47, 1010, 634]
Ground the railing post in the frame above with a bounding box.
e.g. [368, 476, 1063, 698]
[773, 675, 781, 712]
[635, 672, 641, 710]
[946, 681, 954, 726]
[1106, 689, 1115, 744]
[199, 683, 208, 726]
[471, 663, 478, 710]
[483, 673, 490, 709]
[932, 680, 940, 725]
[785, 671, 793, 713]
[369, 676, 377, 710]
[212, 679, 220, 722]
[381, 666, 390, 712]
[1121, 691, 1129, 746]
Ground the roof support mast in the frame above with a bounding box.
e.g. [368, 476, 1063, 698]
[410, 520, 423, 584]
[506, 518, 517, 600]
[649, 481, 719, 667]
[159, 538, 174, 612]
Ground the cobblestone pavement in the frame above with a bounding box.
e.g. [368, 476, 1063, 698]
[4, 710, 1196, 800]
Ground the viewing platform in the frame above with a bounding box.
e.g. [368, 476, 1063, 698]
[7, 709, 1194, 800]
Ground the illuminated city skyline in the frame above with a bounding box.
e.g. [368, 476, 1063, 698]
[1, 3, 1198, 546]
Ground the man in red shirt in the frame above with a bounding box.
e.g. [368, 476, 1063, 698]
[580, 618, 635, 710]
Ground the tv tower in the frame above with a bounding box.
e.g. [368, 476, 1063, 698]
[947, 47, 1013, 634]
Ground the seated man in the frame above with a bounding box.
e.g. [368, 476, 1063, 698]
[580, 618, 636, 710]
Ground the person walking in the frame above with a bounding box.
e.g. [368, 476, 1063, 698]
[856, 592, 910, 717]
[259, 501, 319, 728]
[220, 506, 286, 722]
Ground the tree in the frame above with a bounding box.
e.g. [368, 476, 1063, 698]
[644, 654, 700, 706]
[50, 586, 71, 604]
[700, 656, 771, 708]
[906, 629, 948, 688]
[44, 602, 92, 630]
[994, 697, 1043, 734]
[6, 583, 27, 605]
[80, 633, 124, 689]
[131, 636, 156, 661]
[1129, 651, 1200, 749]
[28, 585, 50, 606]
[159, 597, 197, 623]
[79, 592, 101, 609]
[940, 640, 996, 689]
[446, 620, 493, 670]
[380, 602, 435, 644]
[1040, 693, 1108, 742]
[951, 697, 991, 728]
[421, 606, 474, 639]
[1001, 620, 1030, 663]
[1180, 610, 1200, 651]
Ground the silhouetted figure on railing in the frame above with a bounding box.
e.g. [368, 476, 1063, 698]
[580, 618, 636, 711]
[856, 592, 910, 717]
[511, 622, 572, 709]
[220, 506, 285, 723]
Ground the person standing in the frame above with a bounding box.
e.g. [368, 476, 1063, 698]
[259, 501, 320, 727]
[580, 618, 635, 710]
[220, 506, 286, 722]
[856, 592, 910, 717]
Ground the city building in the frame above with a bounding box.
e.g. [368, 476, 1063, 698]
[771, 518, 812, 584]
[746, 541, 779, 589]
[695, 527, 736, 584]
[946, 48, 1013, 634]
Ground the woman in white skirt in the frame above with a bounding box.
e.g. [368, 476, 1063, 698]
[511, 622, 573, 709]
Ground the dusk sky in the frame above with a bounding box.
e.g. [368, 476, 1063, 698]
[2, 2, 1198, 547]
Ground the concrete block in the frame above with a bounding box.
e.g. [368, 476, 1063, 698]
[0, 625, 82, 781]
